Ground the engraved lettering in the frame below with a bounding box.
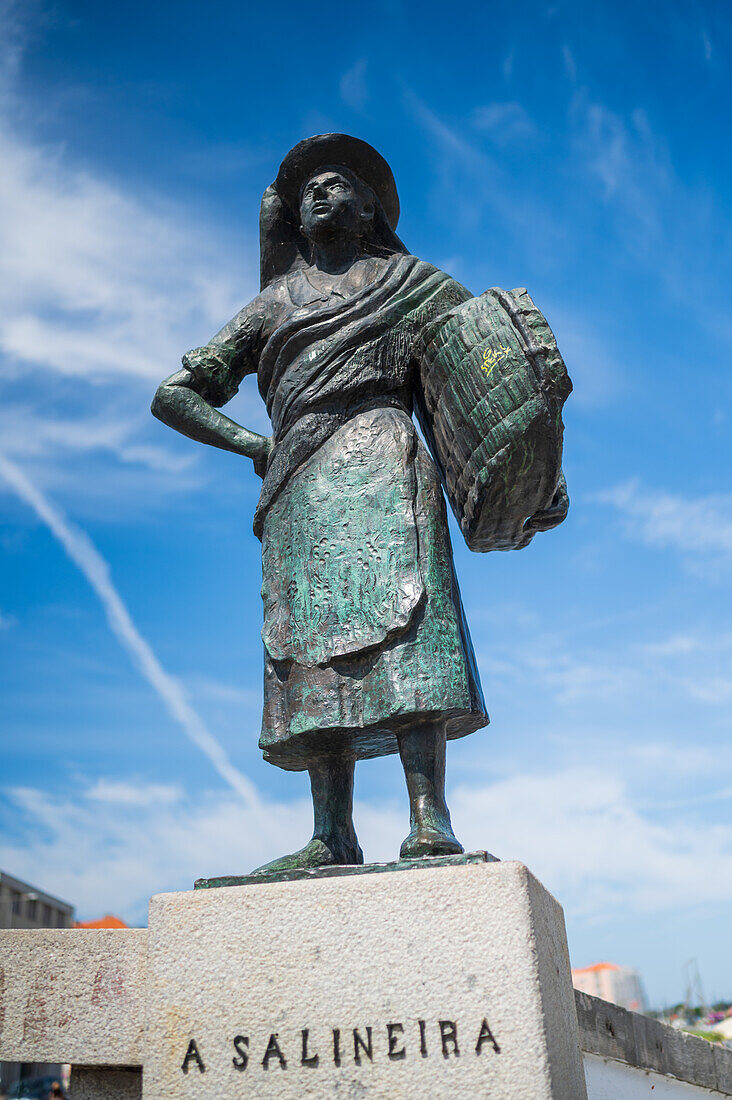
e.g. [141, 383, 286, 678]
[475, 1018, 501, 1055]
[333, 1028, 342, 1067]
[262, 1033, 287, 1070]
[353, 1026, 373, 1064]
[418, 1018, 428, 1058]
[439, 1020, 460, 1058]
[232, 1034, 249, 1070]
[181, 1038, 205, 1074]
[387, 1022, 405, 1060]
[301, 1028, 319, 1066]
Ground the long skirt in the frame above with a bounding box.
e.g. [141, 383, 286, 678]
[259, 406, 487, 771]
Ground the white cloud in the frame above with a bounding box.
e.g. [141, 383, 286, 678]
[0, 402, 196, 475]
[562, 44, 577, 84]
[403, 88, 567, 256]
[572, 98, 672, 253]
[86, 779, 183, 806]
[569, 90, 732, 348]
[453, 766, 732, 917]
[624, 741, 717, 778]
[0, 10, 259, 494]
[599, 480, 732, 563]
[3, 763, 732, 928]
[339, 58, 368, 111]
[480, 617, 732, 715]
[0, 105, 252, 384]
[640, 634, 699, 657]
[0, 607, 15, 629]
[472, 102, 536, 145]
[189, 675, 261, 707]
[0, 453, 259, 804]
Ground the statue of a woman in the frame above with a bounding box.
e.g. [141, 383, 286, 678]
[152, 134, 569, 873]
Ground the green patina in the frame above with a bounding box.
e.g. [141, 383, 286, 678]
[152, 133, 571, 877]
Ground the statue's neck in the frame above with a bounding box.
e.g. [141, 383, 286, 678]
[310, 234, 361, 275]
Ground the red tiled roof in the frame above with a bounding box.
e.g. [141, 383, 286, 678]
[75, 914, 129, 929]
[572, 962, 621, 974]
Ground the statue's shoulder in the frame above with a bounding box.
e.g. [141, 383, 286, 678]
[234, 277, 293, 337]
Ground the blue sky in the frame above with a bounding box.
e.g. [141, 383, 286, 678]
[0, 0, 731, 1007]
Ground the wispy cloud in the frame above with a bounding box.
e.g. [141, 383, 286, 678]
[0, 117, 248, 383]
[480, 616, 732, 715]
[340, 58, 368, 111]
[599, 480, 732, 564]
[472, 102, 536, 146]
[4, 762, 732, 928]
[568, 89, 732, 346]
[0, 453, 259, 804]
[402, 87, 567, 256]
[455, 766, 732, 917]
[0, 780, 313, 921]
[0, 10, 258, 499]
[403, 89, 492, 174]
[562, 43, 577, 84]
[86, 779, 183, 806]
[0, 402, 196, 476]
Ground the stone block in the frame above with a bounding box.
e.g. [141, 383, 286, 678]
[143, 859, 587, 1098]
[0, 929, 147, 1066]
[70, 1066, 142, 1100]
[714, 1042, 732, 1096]
[574, 989, 638, 1064]
[633, 1013, 717, 1092]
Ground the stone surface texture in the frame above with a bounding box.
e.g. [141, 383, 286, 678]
[0, 929, 147, 1065]
[143, 859, 587, 1099]
[2, 871, 732, 1096]
[70, 1066, 142, 1100]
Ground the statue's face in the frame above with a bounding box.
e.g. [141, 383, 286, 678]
[299, 168, 371, 241]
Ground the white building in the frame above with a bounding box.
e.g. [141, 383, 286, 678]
[572, 962, 646, 1012]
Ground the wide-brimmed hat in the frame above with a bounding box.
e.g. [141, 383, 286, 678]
[274, 133, 400, 230]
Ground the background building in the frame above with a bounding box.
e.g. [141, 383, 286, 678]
[0, 870, 74, 931]
[0, 871, 74, 1094]
[572, 962, 646, 1013]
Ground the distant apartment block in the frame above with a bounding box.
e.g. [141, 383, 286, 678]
[572, 961, 646, 1012]
[0, 869, 74, 930]
[0, 871, 75, 1093]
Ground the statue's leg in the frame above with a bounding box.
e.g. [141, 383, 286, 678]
[252, 753, 363, 874]
[397, 720, 464, 859]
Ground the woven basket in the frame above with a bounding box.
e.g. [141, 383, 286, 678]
[416, 287, 572, 552]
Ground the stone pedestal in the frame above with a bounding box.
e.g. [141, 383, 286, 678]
[145, 858, 586, 1098]
[0, 858, 587, 1099]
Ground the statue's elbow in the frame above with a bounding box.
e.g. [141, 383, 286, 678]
[151, 384, 170, 423]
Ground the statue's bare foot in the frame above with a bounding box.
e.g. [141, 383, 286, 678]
[399, 825, 464, 860]
[251, 835, 363, 875]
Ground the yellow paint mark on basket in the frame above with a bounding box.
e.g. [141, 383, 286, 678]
[482, 344, 511, 376]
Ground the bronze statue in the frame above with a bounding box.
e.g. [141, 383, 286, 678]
[152, 134, 570, 873]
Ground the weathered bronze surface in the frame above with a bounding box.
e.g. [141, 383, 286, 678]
[194, 850, 498, 890]
[152, 133, 571, 874]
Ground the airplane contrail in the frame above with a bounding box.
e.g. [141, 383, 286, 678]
[0, 452, 258, 807]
